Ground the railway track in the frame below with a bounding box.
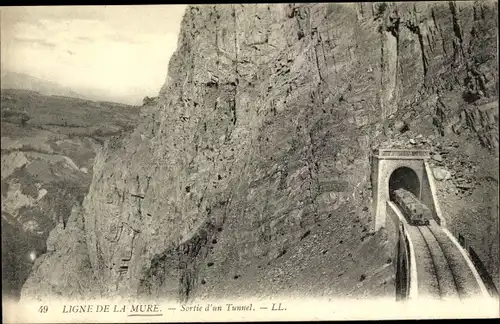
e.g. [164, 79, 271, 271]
[390, 188, 485, 300]
[404, 220, 484, 300]
[416, 224, 461, 299]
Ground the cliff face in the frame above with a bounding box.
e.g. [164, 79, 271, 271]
[21, 2, 498, 302]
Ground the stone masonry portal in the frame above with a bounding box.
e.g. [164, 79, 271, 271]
[371, 148, 444, 232]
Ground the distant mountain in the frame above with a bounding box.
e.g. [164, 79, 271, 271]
[1, 71, 148, 105]
[1, 71, 84, 99]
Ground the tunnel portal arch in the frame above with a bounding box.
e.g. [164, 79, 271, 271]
[388, 167, 421, 201]
[371, 149, 431, 232]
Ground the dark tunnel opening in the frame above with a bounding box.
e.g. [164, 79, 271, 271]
[389, 167, 420, 200]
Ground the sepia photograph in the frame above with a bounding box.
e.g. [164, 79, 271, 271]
[1, 2, 499, 322]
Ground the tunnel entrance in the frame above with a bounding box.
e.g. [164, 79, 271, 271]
[389, 167, 420, 200]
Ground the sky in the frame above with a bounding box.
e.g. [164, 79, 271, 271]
[0, 5, 187, 104]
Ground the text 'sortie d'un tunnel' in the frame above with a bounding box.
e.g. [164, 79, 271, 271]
[371, 148, 492, 301]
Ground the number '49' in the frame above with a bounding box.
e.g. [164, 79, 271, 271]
[38, 306, 48, 313]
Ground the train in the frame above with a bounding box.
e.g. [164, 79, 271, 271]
[391, 188, 431, 226]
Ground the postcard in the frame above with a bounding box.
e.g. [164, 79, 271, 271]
[1, 2, 499, 322]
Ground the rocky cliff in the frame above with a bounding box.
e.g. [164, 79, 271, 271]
[21, 2, 498, 302]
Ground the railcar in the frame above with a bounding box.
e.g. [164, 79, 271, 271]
[391, 188, 431, 226]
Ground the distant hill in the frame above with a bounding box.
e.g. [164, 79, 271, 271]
[1, 71, 148, 105]
[1, 71, 84, 99]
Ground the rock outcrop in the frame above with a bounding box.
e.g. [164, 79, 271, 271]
[21, 2, 498, 302]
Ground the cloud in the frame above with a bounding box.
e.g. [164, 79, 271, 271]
[33, 18, 147, 46]
[76, 36, 93, 42]
[1, 6, 107, 27]
[1, 5, 187, 103]
[13, 36, 57, 49]
[3, 6, 187, 48]
[106, 33, 146, 44]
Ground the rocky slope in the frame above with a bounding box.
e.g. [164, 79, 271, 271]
[21, 2, 498, 302]
[1, 89, 140, 299]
